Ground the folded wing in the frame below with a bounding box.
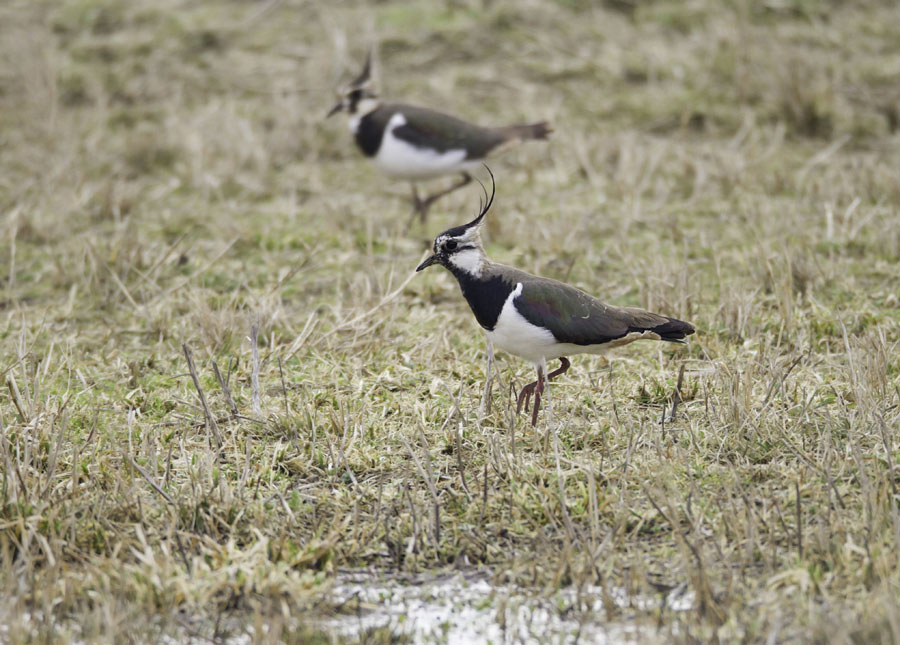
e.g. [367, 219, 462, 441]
[514, 279, 694, 346]
[388, 104, 511, 158]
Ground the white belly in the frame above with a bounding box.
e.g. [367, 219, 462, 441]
[486, 284, 560, 365]
[374, 113, 477, 179]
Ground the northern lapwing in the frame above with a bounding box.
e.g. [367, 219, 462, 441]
[416, 169, 696, 426]
[327, 53, 552, 221]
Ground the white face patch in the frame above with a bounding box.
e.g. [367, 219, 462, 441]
[448, 248, 483, 275]
[436, 225, 486, 276]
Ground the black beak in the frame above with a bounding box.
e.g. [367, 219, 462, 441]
[416, 254, 438, 272]
[326, 102, 343, 118]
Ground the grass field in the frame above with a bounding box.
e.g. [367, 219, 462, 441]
[2, 0, 900, 642]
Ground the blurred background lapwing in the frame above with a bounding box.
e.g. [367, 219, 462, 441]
[328, 53, 551, 221]
[416, 169, 696, 426]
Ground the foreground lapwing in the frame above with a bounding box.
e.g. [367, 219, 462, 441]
[416, 169, 695, 426]
[327, 53, 551, 221]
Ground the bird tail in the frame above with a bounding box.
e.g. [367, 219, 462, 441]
[647, 317, 696, 343]
[501, 121, 552, 141]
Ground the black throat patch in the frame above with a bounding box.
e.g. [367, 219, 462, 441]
[447, 266, 515, 331]
[354, 110, 388, 157]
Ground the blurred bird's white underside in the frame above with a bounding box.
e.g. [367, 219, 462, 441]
[374, 113, 480, 179]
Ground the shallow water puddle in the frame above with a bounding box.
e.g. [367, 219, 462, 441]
[318, 571, 692, 644]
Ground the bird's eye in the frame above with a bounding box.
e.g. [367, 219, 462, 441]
[445, 240, 458, 251]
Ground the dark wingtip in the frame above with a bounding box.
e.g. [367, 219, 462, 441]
[505, 121, 552, 141]
[532, 121, 552, 139]
[653, 317, 696, 342]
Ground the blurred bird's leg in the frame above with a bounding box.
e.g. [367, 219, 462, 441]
[411, 173, 472, 222]
[408, 184, 423, 226]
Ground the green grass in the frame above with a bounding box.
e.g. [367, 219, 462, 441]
[2, 0, 900, 642]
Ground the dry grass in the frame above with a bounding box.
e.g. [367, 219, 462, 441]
[2, 0, 900, 642]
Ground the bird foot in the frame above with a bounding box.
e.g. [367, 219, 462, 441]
[516, 377, 545, 427]
[515, 358, 570, 427]
[516, 381, 537, 415]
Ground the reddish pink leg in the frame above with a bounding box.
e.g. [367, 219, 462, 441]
[515, 358, 571, 426]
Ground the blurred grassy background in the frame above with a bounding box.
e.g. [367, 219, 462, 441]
[1, 0, 900, 642]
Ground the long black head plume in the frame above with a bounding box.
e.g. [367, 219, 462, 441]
[350, 50, 373, 88]
[462, 165, 495, 232]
